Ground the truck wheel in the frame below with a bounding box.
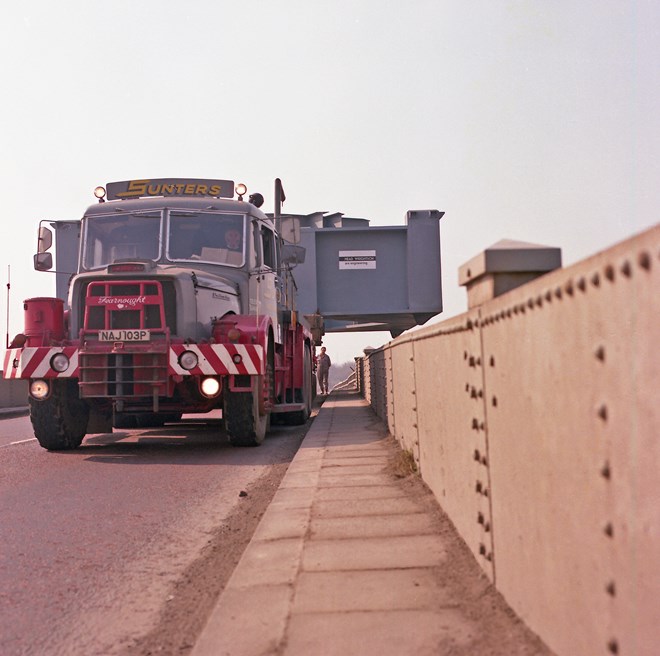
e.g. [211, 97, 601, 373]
[224, 378, 268, 447]
[29, 380, 89, 451]
[282, 343, 312, 425]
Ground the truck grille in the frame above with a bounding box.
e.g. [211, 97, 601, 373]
[78, 279, 171, 399]
[79, 349, 169, 398]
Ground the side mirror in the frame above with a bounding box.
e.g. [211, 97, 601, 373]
[34, 252, 53, 271]
[281, 244, 306, 266]
[279, 216, 301, 244]
[37, 225, 53, 253]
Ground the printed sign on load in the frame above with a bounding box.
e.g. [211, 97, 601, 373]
[338, 250, 376, 270]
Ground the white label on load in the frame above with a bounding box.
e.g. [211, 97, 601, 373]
[338, 250, 376, 270]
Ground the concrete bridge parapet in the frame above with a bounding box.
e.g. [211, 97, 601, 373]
[358, 224, 660, 656]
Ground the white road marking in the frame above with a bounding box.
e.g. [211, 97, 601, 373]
[0, 438, 37, 449]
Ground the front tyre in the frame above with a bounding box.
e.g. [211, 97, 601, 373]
[224, 378, 268, 447]
[29, 379, 89, 451]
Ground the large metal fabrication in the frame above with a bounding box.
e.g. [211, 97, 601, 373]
[4, 178, 443, 450]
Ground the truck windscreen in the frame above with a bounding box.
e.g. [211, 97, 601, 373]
[167, 211, 246, 267]
[82, 212, 162, 270]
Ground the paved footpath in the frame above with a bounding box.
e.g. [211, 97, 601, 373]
[192, 391, 550, 656]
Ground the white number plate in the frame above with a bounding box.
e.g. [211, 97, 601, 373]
[99, 330, 150, 342]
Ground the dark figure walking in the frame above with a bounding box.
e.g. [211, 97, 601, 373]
[317, 346, 331, 395]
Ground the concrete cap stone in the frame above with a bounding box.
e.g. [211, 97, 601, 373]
[458, 239, 562, 286]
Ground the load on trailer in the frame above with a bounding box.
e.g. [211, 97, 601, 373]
[4, 178, 314, 449]
[5, 177, 445, 451]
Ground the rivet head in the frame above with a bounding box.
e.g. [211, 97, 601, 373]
[595, 346, 606, 362]
[591, 272, 601, 287]
[606, 581, 616, 597]
[598, 404, 608, 422]
[621, 260, 632, 277]
[605, 265, 615, 282]
[479, 544, 486, 555]
[601, 461, 612, 480]
[638, 251, 651, 270]
[478, 512, 485, 524]
[604, 522, 614, 538]
[607, 638, 619, 654]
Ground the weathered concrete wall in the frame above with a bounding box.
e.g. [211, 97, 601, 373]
[0, 375, 27, 408]
[358, 224, 659, 656]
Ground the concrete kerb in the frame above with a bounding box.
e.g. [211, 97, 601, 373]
[192, 390, 459, 656]
[191, 391, 404, 656]
[191, 396, 334, 656]
[0, 406, 29, 419]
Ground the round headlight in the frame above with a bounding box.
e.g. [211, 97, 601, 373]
[50, 353, 70, 373]
[235, 183, 248, 197]
[227, 328, 241, 343]
[201, 377, 221, 397]
[232, 353, 243, 365]
[179, 350, 198, 371]
[94, 186, 106, 199]
[30, 379, 50, 400]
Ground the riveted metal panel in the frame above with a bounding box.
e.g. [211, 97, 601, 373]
[481, 225, 660, 656]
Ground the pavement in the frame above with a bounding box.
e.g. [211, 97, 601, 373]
[191, 390, 486, 656]
[0, 406, 28, 418]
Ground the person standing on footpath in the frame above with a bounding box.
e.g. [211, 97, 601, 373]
[317, 346, 331, 395]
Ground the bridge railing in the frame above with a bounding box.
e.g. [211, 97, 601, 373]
[358, 224, 659, 656]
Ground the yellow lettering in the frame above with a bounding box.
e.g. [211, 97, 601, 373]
[117, 179, 148, 198]
[184, 184, 195, 194]
[162, 184, 175, 195]
[196, 185, 208, 195]
[147, 184, 161, 195]
[209, 185, 221, 196]
[175, 184, 186, 194]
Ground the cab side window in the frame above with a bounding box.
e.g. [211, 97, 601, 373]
[261, 226, 276, 270]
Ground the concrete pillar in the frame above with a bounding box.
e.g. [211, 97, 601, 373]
[458, 239, 561, 309]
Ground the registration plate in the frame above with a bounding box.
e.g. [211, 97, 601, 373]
[99, 330, 150, 342]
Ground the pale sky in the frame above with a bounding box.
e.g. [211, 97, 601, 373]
[1, 1, 658, 365]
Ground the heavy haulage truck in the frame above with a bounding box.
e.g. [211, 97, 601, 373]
[4, 178, 315, 449]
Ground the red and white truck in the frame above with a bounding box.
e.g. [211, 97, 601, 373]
[4, 178, 314, 449]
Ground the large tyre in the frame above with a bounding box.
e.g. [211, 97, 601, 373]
[282, 343, 313, 425]
[225, 336, 273, 447]
[29, 380, 89, 451]
[224, 379, 268, 446]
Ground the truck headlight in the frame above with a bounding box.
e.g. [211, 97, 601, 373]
[179, 350, 198, 370]
[201, 377, 221, 397]
[30, 379, 50, 400]
[50, 353, 70, 373]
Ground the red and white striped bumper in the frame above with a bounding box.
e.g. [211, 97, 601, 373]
[169, 344, 264, 376]
[3, 344, 264, 379]
[3, 347, 79, 379]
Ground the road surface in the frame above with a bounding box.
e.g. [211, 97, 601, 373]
[0, 411, 308, 655]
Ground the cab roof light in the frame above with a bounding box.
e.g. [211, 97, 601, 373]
[94, 186, 106, 203]
[235, 183, 247, 201]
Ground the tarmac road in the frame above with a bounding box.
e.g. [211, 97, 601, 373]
[0, 411, 309, 656]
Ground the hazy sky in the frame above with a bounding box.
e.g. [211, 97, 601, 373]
[1, 1, 658, 364]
